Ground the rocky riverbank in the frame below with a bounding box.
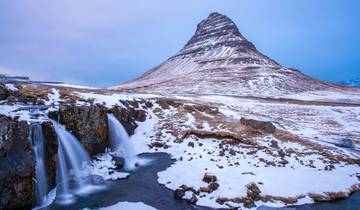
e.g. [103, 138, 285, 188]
[0, 82, 149, 209]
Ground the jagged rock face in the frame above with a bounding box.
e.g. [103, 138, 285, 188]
[0, 115, 34, 209]
[109, 100, 148, 135]
[58, 104, 109, 156]
[41, 121, 58, 190]
[116, 12, 340, 97]
[0, 84, 9, 100]
[177, 12, 255, 58]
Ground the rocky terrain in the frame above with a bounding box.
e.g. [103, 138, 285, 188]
[0, 12, 359, 210]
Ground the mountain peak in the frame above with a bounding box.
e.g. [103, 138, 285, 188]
[116, 13, 338, 97]
[176, 12, 255, 58]
[196, 12, 241, 37]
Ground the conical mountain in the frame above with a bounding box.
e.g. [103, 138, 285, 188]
[115, 12, 340, 97]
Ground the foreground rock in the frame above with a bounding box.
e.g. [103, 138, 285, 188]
[0, 115, 34, 209]
[58, 104, 109, 156]
[240, 117, 276, 134]
[109, 101, 148, 135]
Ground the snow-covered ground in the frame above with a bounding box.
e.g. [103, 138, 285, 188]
[1, 85, 359, 209]
[121, 96, 360, 209]
[283, 89, 360, 103]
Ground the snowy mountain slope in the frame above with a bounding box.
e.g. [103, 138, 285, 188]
[114, 12, 345, 97]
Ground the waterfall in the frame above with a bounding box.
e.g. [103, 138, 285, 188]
[29, 123, 48, 207]
[51, 120, 90, 204]
[107, 114, 140, 170]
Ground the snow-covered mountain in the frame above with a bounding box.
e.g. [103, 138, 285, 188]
[115, 12, 342, 97]
[340, 77, 360, 88]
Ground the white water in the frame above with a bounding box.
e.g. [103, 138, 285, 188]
[29, 123, 48, 207]
[51, 120, 91, 204]
[107, 114, 145, 170]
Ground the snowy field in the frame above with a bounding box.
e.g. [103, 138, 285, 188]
[1, 84, 359, 209]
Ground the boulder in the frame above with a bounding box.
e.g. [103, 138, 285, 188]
[200, 182, 219, 193]
[111, 155, 125, 169]
[240, 117, 276, 134]
[187, 193, 198, 204]
[174, 188, 186, 200]
[149, 141, 165, 148]
[246, 182, 261, 202]
[202, 172, 217, 183]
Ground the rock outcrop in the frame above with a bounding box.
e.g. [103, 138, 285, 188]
[0, 115, 34, 209]
[57, 104, 109, 156]
[240, 117, 276, 134]
[109, 100, 148, 135]
[41, 121, 58, 189]
[0, 84, 9, 100]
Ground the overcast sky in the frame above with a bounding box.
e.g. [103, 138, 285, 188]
[0, 0, 359, 87]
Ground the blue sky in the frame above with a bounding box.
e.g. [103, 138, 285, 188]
[0, 0, 359, 87]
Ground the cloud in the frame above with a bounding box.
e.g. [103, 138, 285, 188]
[0, 0, 359, 86]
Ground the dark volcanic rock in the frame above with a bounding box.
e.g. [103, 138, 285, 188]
[240, 117, 276, 134]
[111, 155, 125, 169]
[41, 121, 58, 189]
[202, 172, 217, 183]
[58, 104, 109, 156]
[246, 182, 261, 201]
[200, 182, 220, 193]
[0, 84, 9, 100]
[0, 115, 34, 209]
[109, 103, 147, 135]
[174, 188, 186, 200]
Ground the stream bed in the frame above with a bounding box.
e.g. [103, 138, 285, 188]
[48, 153, 360, 210]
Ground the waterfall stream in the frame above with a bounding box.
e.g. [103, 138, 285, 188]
[107, 114, 142, 170]
[51, 120, 91, 204]
[29, 123, 48, 207]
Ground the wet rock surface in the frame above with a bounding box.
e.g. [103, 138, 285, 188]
[111, 155, 125, 169]
[58, 104, 109, 156]
[109, 100, 148, 135]
[41, 121, 58, 189]
[0, 115, 34, 209]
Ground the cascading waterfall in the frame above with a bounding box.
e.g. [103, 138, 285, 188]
[29, 123, 48, 207]
[107, 113, 141, 170]
[51, 120, 91, 204]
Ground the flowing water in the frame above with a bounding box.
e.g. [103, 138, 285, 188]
[107, 114, 144, 170]
[29, 123, 48, 207]
[51, 120, 91, 204]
